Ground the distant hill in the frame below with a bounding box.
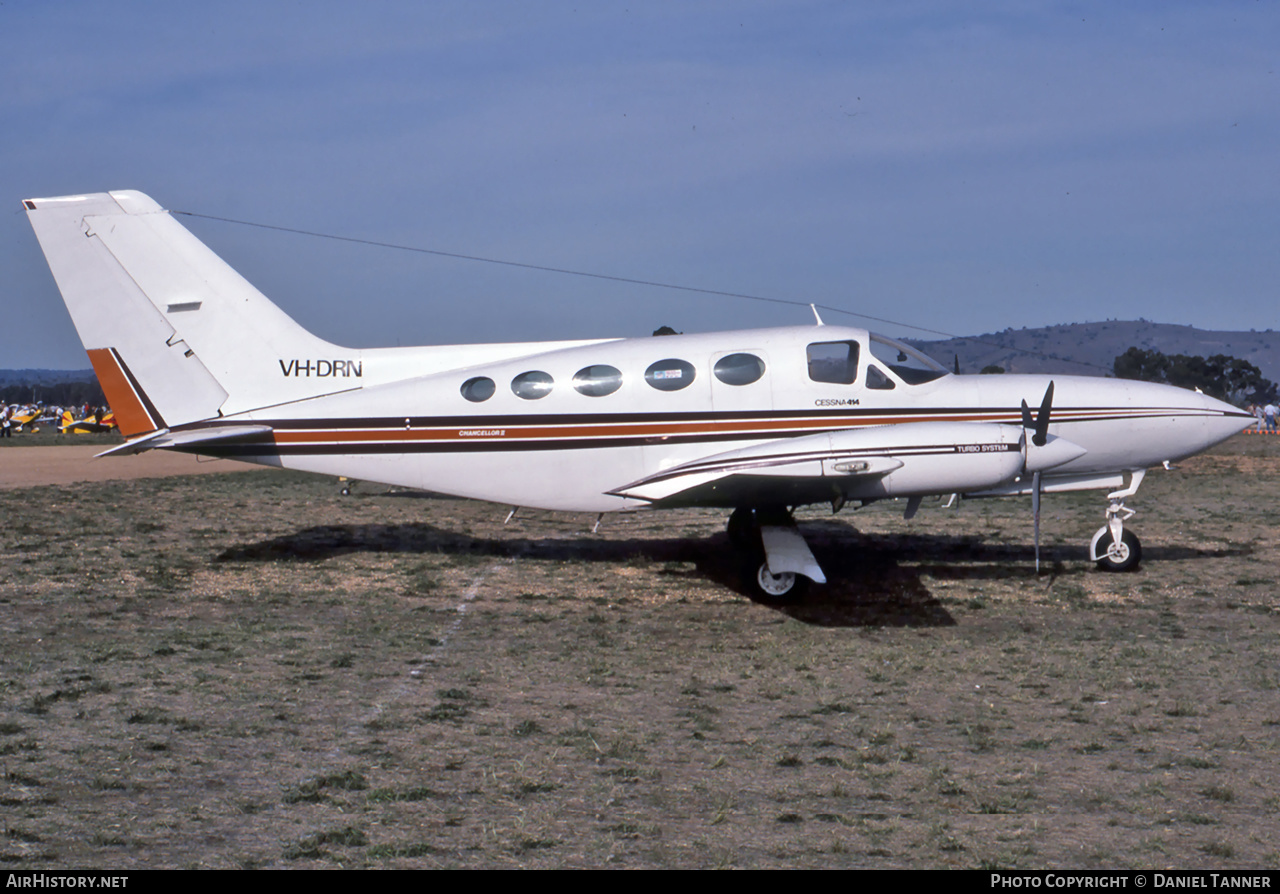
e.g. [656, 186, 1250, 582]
[907, 321, 1280, 384]
[0, 368, 96, 387]
[0, 369, 102, 407]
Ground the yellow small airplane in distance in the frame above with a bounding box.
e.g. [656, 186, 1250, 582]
[59, 409, 117, 434]
[9, 407, 44, 432]
[24, 191, 1253, 600]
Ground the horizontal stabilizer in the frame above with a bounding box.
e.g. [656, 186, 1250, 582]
[96, 424, 275, 457]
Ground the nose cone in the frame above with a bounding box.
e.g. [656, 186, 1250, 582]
[1040, 376, 1253, 470]
[1141, 381, 1253, 462]
[1197, 391, 1255, 448]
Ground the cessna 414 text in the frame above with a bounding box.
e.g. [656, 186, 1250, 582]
[24, 191, 1253, 600]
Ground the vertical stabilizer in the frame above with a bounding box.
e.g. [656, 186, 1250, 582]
[25, 191, 351, 434]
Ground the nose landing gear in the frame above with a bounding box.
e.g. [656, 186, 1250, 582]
[1090, 469, 1145, 572]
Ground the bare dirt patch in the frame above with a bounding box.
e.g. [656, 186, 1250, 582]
[0, 443, 266, 489]
[1, 435, 1277, 868]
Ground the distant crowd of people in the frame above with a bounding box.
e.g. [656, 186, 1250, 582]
[1246, 402, 1279, 433]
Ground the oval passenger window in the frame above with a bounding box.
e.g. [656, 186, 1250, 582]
[511, 370, 554, 400]
[713, 353, 766, 386]
[460, 376, 496, 402]
[572, 365, 623, 397]
[644, 358, 696, 392]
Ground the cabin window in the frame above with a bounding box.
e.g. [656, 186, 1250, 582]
[866, 365, 895, 390]
[807, 341, 859, 384]
[644, 358, 696, 392]
[460, 376, 496, 402]
[868, 335, 948, 385]
[511, 370, 554, 400]
[572, 364, 623, 397]
[713, 353, 766, 386]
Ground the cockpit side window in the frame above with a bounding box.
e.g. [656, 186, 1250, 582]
[868, 336, 948, 385]
[866, 365, 895, 390]
[807, 341, 859, 385]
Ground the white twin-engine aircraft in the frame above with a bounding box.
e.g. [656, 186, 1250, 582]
[25, 191, 1252, 600]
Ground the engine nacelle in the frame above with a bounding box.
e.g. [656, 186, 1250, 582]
[829, 421, 1026, 499]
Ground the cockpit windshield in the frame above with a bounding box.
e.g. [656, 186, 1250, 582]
[868, 335, 949, 385]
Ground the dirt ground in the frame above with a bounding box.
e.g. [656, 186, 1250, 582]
[0, 445, 264, 489]
[0, 434, 1277, 868]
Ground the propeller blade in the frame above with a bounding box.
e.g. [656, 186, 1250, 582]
[1033, 382, 1054, 447]
[1021, 399, 1034, 432]
[1032, 470, 1042, 573]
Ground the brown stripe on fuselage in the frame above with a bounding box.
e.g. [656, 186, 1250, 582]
[265, 407, 1179, 446]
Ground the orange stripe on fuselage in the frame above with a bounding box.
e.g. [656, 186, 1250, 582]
[86, 348, 158, 438]
[262, 407, 1202, 449]
[270, 413, 1007, 445]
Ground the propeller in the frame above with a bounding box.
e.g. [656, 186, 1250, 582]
[1020, 382, 1055, 573]
[1021, 381, 1054, 447]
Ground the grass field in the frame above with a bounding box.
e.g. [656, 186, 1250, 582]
[1, 434, 1278, 868]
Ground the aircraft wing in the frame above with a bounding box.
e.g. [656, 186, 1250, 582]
[606, 421, 1034, 509]
[607, 435, 903, 507]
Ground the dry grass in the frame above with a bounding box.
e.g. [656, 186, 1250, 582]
[1, 434, 1278, 868]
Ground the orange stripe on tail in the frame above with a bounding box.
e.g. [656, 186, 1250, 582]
[86, 348, 163, 438]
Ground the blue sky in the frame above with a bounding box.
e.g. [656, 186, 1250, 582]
[3, 1, 1277, 369]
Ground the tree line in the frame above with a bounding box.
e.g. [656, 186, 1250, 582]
[1113, 348, 1277, 405]
[1, 380, 106, 408]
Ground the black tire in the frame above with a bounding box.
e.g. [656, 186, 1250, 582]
[749, 560, 810, 604]
[1096, 529, 1141, 572]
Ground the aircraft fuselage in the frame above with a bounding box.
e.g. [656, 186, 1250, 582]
[182, 324, 1250, 512]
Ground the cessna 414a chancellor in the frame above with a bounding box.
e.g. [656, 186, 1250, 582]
[24, 191, 1253, 600]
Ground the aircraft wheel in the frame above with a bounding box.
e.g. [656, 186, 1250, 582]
[751, 561, 809, 604]
[1096, 529, 1141, 572]
[727, 507, 756, 550]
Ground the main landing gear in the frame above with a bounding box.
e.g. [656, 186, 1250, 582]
[1089, 469, 1145, 572]
[727, 507, 826, 603]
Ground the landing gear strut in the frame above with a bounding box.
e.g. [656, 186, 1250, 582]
[726, 506, 756, 551]
[1090, 469, 1145, 572]
[726, 507, 822, 603]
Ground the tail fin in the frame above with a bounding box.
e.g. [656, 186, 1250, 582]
[25, 191, 352, 437]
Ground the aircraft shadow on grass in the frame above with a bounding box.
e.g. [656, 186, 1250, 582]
[213, 515, 1250, 629]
